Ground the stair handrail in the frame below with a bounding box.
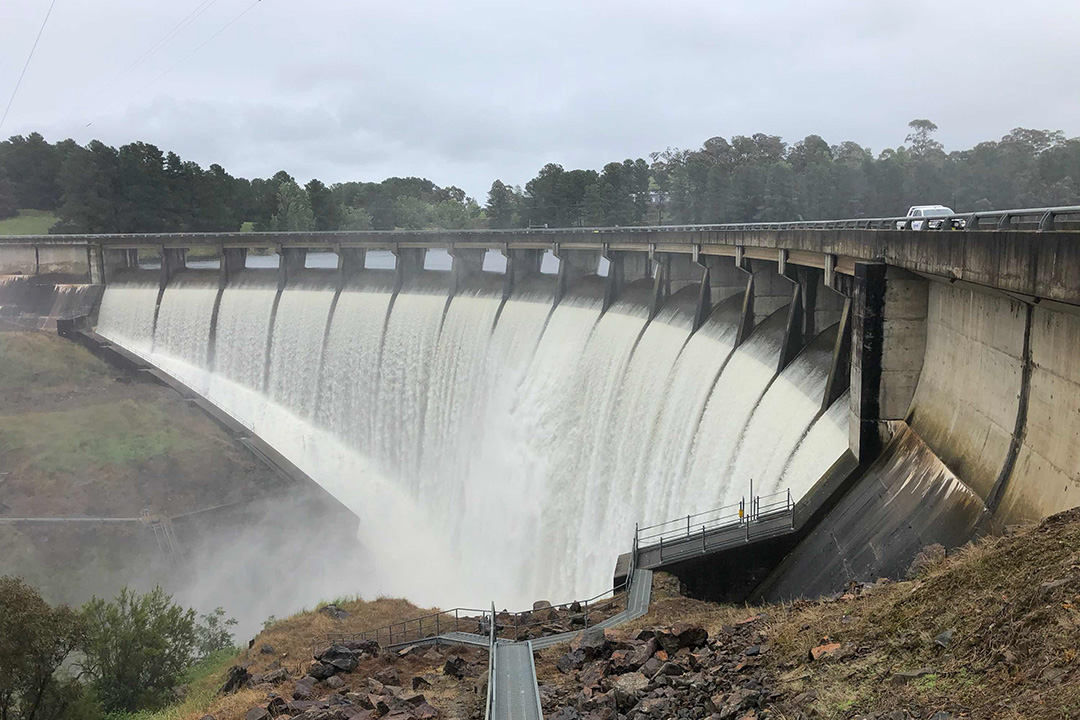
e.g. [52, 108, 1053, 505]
[484, 601, 496, 720]
[313, 605, 493, 652]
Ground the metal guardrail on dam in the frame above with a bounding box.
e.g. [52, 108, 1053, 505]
[634, 489, 795, 570]
[2, 204, 1080, 245]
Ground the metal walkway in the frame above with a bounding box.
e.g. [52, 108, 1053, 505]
[491, 568, 653, 720]
[492, 641, 543, 720]
[634, 491, 795, 571]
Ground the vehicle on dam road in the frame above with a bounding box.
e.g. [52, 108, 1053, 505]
[898, 204, 966, 230]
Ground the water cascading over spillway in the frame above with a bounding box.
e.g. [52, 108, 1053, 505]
[96, 264, 850, 608]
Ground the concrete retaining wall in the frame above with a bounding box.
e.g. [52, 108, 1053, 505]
[908, 283, 1025, 502]
[997, 305, 1080, 522]
[755, 423, 988, 601]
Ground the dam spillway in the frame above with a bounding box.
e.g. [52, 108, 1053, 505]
[6, 215, 1080, 608]
[93, 259, 849, 608]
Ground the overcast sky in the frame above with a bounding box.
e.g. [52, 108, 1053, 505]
[3, 0, 1080, 198]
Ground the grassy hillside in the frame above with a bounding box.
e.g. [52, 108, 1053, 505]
[0, 209, 57, 235]
[0, 330, 289, 604]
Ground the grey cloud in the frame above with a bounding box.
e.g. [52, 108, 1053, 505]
[4, 0, 1080, 197]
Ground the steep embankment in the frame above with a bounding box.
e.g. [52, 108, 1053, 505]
[0, 330, 364, 632]
[158, 510, 1080, 720]
[164, 596, 486, 720]
[534, 508, 1080, 720]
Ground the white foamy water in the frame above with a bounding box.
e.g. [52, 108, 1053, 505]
[96, 274, 159, 354]
[152, 272, 218, 366]
[96, 271, 850, 608]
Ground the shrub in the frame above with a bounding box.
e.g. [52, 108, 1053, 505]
[195, 607, 237, 659]
[0, 576, 95, 720]
[79, 587, 197, 713]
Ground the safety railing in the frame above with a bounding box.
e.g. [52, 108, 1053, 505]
[312, 606, 494, 654]
[484, 602, 496, 720]
[634, 487, 794, 562]
[6, 204, 1080, 245]
[491, 581, 629, 643]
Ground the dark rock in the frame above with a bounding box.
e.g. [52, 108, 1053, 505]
[318, 604, 350, 620]
[316, 644, 361, 672]
[743, 645, 761, 656]
[412, 702, 438, 719]
[580, 660, 610, 688]
[934, 628, 955, 648]
[639, 657, 663, 678]
[442, 656, 467, 679]
[262, 668, 290, 685]
[557, 649, 587, 674]
[325, 675, 345, 690]
[259, 645, 277, 655]
[266, 697, 288, 717]
[293, 677, 318, 701]
[715, 687, 760, 718]
[341, 639, 380, 656]
[412, 676, 432, 690]
[571, 628, 612, 659]
[244, 708, 269, 720]
[656, 661, 684, 676]
[550, 708, 581, 720]
[219, 666, 252, 694]
[309, 662, 337, 680]
[628, 638, 658, 669]
[373, 667, 399, 685]
[672, 623, 709, 649]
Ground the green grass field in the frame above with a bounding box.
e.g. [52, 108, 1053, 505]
[0, 209, 58, 235]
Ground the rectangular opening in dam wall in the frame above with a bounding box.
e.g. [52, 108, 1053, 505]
[482, 249, 507, 273]
[304, 251, 337, 269]
[423, 248, 453, 271]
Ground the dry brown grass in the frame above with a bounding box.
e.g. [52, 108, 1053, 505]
[538, 509, 1080, 720]
[174, 596, 446, 720]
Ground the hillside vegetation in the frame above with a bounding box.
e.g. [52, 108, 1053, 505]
[0, 330, 285, 604]
[535, 509, 1080, 720]
[0, 209, 57, 235]
[138, 509, 1080, 720]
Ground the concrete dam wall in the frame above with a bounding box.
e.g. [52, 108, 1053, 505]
[6, 221, 1080, 606]
[92, 255, 850, 609]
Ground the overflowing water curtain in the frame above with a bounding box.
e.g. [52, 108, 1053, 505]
[97, 266, 848, 608]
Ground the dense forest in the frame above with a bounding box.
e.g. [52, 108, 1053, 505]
[0, 120, 1078, 234]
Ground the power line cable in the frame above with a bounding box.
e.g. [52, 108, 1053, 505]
[87, 0, 263, 126]
[84, 0, 222, 108]
[0, 0, 59, 132]
[133, 0, 262, 99]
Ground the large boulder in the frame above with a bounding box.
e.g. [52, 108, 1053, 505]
[292, 676, 318, 701]
[442, 656, 467, 679]
[556, 649, 587, 674]
[318, 604, 350, 620]
[309, 662, 337, 680]
[570, 628, 612, 660]
[315, 644, 360, 672]
[671, 623, 709, 649]
[219, 666, 252, 694]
